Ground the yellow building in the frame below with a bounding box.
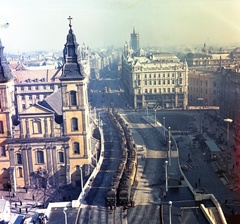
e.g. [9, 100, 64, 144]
[1, 22, 92, 191]
[0, 39, 15, 190]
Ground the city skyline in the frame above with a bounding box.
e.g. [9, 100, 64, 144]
[0, 0, 240, 53]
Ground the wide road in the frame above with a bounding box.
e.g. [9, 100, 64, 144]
[121, 112, 166, 224]
[121, 110, 212, 224]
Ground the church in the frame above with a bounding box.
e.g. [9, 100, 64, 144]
[0, 18, 95, 192]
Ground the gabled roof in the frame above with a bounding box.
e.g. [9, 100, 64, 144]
[20, 103, 55, 116]
[40, 88, 62, 116]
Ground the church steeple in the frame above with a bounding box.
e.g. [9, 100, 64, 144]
[0, 39, 13, 83]
[60, 16, 84, 81]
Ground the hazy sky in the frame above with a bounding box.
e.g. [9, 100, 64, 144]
[0, 0, 240, 53]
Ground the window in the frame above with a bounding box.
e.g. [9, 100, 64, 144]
[154, 81, 156, 85]
[29, 95, 32, 100]
[58, 152, 64, 163]
[145, 74, 147, 78]
[154, 74, 156, 78]
[71, 118, 78, 131]
[28, 86, 31, 90]
[149, 81, 152, 85]
[36, 150, 44, 164]
[22, 104, 26, 110]
[163, 88, 166, 93]
[0, 121, 4, 134]
[21, 95, 25, 100]
[18, 167, 23, 178]
[0, 146, 6, 156]
[21, 86, 24, 91]
[145, 89, 148, 93]
[73, 142, 80, 154]
[172, 80, 174, 84]
[167, 80, 170, 85]
[149, 74, 151, 78]
[36, 86, 39, 90]
[154, 89, 157, 93]
[16, 153, 22, 164]
[172, 88, 175, 92]
[145, 81, 147, 85]
[172, 73, 175, 77]
[163, 74, 165, 78]
[138, 80, 141, 86]
[33, 120, 42, 134]
[168, 88, 170, 93]
[70, 91, 77, 106]
[179, 78, 182, 84]
[158, 80, 161, 85]
[163, 80, 165, 85]
[36, 95, 40, 100]
[167, 73, 170, 77]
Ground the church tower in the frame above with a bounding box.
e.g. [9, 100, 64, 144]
[0, 38, 15, 190]
[60, 17, 90, 186]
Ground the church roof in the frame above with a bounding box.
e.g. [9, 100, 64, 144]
[60, 22, 84, 81]
[40, 88, 62, 116]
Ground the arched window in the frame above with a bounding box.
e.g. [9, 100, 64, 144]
[71, 118, 78, 131]
[16, 153, 22, 164]
[32, 120, 42, 134]
[58, 151, 64, 163]
[18, 167, 23, 178]
[70, 91, 77, 106]
[36, 150, 44, 164]
[73, 142, 80, 154]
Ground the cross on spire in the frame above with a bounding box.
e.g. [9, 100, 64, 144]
[67, 16, 73, 28]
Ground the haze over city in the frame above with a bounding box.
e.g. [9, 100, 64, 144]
[0, 0, 240, 52]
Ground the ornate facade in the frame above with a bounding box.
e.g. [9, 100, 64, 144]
[0, 21, 92, 191]
[122, 42, 188, 109]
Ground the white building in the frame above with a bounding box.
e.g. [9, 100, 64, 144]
[122, 46, 189, 109]
[0, 198, 11, 223]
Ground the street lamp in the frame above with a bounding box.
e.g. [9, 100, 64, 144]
[168, 127, 171, 166]
[197, 98, 204, 134]
[63, 207, 68, 224]
[169, 201, 172, 224]
[163, 117, 166, 138]
[154, 108, 157, 126]
[224, 118, 233, 173]
[80, 165, 84, 194]
[146, 103, 148, 121]
[165, 160, 168, 192]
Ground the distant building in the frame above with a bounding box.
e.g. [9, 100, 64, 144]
[219, 67, 240, 127]
[122, 44, 188, 109]
[130, 27, 140, 54]
[188, 68, 219, 106]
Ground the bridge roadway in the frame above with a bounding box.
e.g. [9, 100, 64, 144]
[75, 111, 126, 224]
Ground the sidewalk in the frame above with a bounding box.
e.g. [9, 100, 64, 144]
[0, 186, 81, 220]
[202, 112, 240, 189]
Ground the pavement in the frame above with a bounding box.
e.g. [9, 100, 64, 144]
[0, 185, 81, 221]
